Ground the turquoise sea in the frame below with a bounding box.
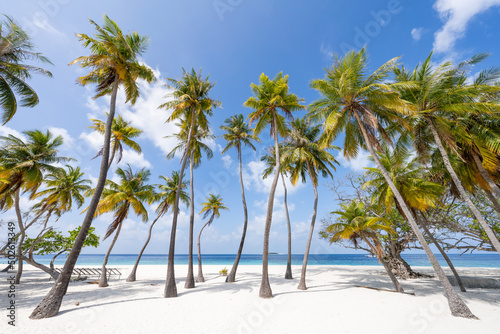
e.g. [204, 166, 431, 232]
[31, 253, 500, 268]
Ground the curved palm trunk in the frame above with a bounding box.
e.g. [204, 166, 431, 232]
[417, 213, 466, 292]
[282, 173, 293, 280]
[185, 154, 195, 288]
[164, 108, 196, 298]
[473, 153, 500, 199]
[297, 164, 318, 290]
[99, 220, 124, 287]
[127, 217, 159, 282]
[260, 113, 281, 298]
[428, 119, 500, 255]
[196, 220, 211, 283]
[14, 188, 25, 284]
[30, 77, 119, 319]
[227, 145, 249, 283]
[106, 143, 117, 173]
[354, 111, 477, 319]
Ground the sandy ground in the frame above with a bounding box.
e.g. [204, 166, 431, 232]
[1, 264, 499, 334]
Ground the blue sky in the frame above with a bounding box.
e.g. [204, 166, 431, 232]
[2, 0, 500, 255]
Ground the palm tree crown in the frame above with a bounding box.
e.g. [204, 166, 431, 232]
[155, 171, 190, 217]
[0, 16, 53, 124]
[220, 114, 260, 154]
[199, 194, 229, 225]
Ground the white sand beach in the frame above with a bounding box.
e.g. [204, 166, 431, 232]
[1, 264, 499, 334]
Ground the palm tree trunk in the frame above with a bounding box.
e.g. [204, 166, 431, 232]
[164, 107, 196, 298]
[354, 111, 477, 319]
[106, 142, 117, 173]
[197, 220, 211, 283]
[99, 221, 124, 287]
[185, 153, 196, 288]
[483, 188, 500, 219]
[297, 164, 318, 290]
[472, 152, 500, 199]
[28, 213, 52, 261]
[127, 217, 159, 282]
[11, 254, 59, 280]
[428, 119, 500, 255]
[227, 145, 248, 283]
[282, 173, 293, 280]
[30, 77, 119, 319]
[260, 113, 281, 298]
[14, 188, 25, 284]
[417, 212, 466, 292]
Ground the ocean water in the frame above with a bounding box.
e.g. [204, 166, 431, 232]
[31, 253, 500, 268]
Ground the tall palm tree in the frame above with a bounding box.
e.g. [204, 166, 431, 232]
[282, 118, 338, 290]
[196, 194, 228, 283]
[31, 15, 154, 319]
[307, 48, 476, 318]
[0, 16, 53, 124]
[323, 201, 405, 292]
[244, 72, 306, 298]
[261, 145, 294, 279]
[0, 130, 68, 284]
[89, 114, 143, 171]
[92, 166, 154, 287]
[167, 122, 214, 289]
[364, 148, 467, 292]
[159, 68, 220, 298]
[126, 171, 189, 282]
[220, 114, 260, 283]
[393, 53, 500, 255]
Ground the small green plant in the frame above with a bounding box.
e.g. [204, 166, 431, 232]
[219, 267, 228, 276]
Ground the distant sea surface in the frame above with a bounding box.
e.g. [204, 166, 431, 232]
[32, 253, 500, 268]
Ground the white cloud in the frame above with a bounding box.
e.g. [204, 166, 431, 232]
[433, 0, 500, 53]
[0, 126, 26, 141]
[221, 155, 233, 169]
[336, 150, 372, 172]
[116, 150, 152, 169]
[411, 27, 424, 41]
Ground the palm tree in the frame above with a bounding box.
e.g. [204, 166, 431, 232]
[244, 72, 306, 298]
[393, 53, 500, 255]
[261, 145, 294, 280]
[307, 48, 476, 318]
[28, 166, 91, 271]
[167, 122, 214, 289]
[220, 114, 260, 283]
[364, 148, 467, 292]
[0, 130, 68, 284]
[196, 194, 228, 282]
[31, 15, 154, 319]
[323, 201, 405, 292]
[92, 166, 154, 287]
[0, 16, 53, 124]
[282, 118, 338, 290]
[159, 68, 220, 298]
[126, 171, 189, 282]
[89, 114, 143, 171]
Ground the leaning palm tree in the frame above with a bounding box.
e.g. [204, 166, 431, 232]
[126, 171, 189, 282]
[0, 16, 53, 124]
[89, 114, 143, 171]
[322, 201, 405, 292]
[364, 148, 467, 292]
[0, 130, 68, 284]
[220, 114, 260, 283]
[31, 15, 154, 319]
[307, 48, 476, 318]
[282, 118, 338, 290]
[158, 68, 220, 298]
[261, 145, 294, 279]
[244, 72, 306, 298]
[167, 122, 214, 289]
[92, 166, 155, 287]
[196, 194, 228, 283]
[393, 53, 500, 255]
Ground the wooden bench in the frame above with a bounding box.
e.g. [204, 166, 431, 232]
[51, 268, 122, 281]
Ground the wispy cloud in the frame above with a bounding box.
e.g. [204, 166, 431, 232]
[433, 0, 500, 53]
[411, 27, 424, 41]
